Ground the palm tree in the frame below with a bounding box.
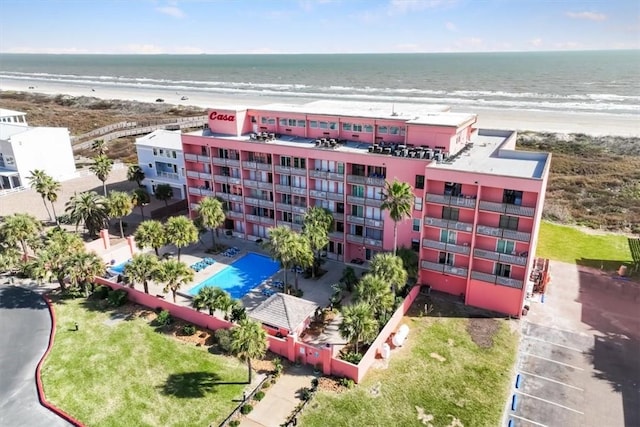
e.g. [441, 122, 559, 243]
[66, 250, 104, 296]
[0, 246, 20, 274]
[192, 286, 218, 315]
[0, 213, 42, 260]
[107, 191, 134, 238]
[39, 228, 84, 291]
[44, 178, 62, 225]
[264, 226, 295, 287]
[195, 196, 226, 249]
[289, 234, 314, 291]
[164, 216, 198, 261]
[380, 179, 414, 255]
[154, 183, 174, 207]
[124, 253, 160, 294]
[27, 169, 54, 222]
[339, 302, 378, 354]
[127, 165, 145, 187]
[354, 274, 395, 320]
[132, 188, 151, 218]
[212, 287, 234, 319]
[302, 207, 333, 277]
[229, 319, 268, 384]
[156, 259, 194, 302]
[90, 154, 114, 196]
[65, 191, 109, 237]
[369, 252, 408, 295]
[91, 139, 108, 155]
[134, 220, 167, 257]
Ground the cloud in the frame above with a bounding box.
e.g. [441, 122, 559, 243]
[445, 21, 457, 31]
[123, 44, 165, 54]
[156, 5, 185, 19]
[388, 0, 456, 15]
[530, 38, 543, 47]
[565, 11, 606, 21]
[452, 37, 484, 51]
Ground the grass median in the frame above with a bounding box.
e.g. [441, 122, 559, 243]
[300, 296, 518, 427]
[41, 297, 247, 427]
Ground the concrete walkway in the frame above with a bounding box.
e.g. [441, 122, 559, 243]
[240, 365, 315, 427]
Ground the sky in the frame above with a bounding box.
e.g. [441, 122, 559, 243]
[0, 0, 638, 54]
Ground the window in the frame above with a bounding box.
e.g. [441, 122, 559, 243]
[319, 121, 328, 129]
[336, 221, 344, 232]
[172, 151, 177, 159]
[153, 148, 158, 156]
[280, 156, 292, 167]
[350, 224, 363, 236]
[440, 230, 456, 244]
[415, 175, 425, 189]
[352, 185, 364, 197]
[414, 197, 423, 211]
[268, 118, 276, 125]
[351, 205, 364, 217]
[353, 124, 363, 132]
[336, 203, 344, 213]
[342, 123, 352, 131]
[297, 120, 305, 127]
[496, 240, 515, 254]
[261, 117, 268, 124]
[499, 215, 519, 230]
[503, 189, 523, 205]
[279, 118, 287, 126]
[438, 252, 454, 266]
[310, 121, 318, 128]
[444, 182, 462, 196]
[329, 122, 337, 130]
[293, 157, 306, 169]
[364, 124, 373, 133]
[495, 263, 511, 277]
[390, 126, 400, 135]
[337, 162, 345, 174]
[412, 219, 420, 232]
[442, 207, 460, 221]
[378, 126, 388, 134]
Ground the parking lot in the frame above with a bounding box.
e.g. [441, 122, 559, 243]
[506, 261, 640, 427]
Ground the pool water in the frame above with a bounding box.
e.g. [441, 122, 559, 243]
[108, 260, 129, 275]
[187, 253, 281, 299]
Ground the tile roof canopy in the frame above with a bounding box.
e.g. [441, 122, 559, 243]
[248, 293, 319, 332]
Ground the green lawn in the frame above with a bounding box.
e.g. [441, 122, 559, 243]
[41, 298, 247, 427]
[300, 299, 518, 427]
[537, 221, 633, 270]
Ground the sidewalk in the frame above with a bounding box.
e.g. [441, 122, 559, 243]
[240, 365, 315, 427]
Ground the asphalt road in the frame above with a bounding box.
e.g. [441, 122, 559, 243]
[0, 285, 72, 427]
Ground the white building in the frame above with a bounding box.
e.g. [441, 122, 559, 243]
[0, 108, 77, 190]
[135, 129, 187, 200]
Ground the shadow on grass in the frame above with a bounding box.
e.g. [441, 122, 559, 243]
[160, 371, 247, 397]
[577, 258, 638, 278]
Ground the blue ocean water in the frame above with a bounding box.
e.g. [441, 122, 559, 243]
[187, 252, 281, 299]
[1, 51, 639, 114]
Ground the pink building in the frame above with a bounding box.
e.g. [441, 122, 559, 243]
[182, 101, 550, 317]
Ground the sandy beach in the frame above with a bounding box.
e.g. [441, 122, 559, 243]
[2, 79, 638, 137]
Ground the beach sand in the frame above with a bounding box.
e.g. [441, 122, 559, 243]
[1, 79, 639, 137]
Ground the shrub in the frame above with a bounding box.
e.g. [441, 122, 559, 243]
[339, 377, 355, 389]
[62, 287, 84, 299]
[229, 421, 240, 427]
[254, 391, 265, 401]
[300, 387, 313, 401]
[214, 328, 232, 353]
[262, 381, 271, 389]
[107, 289, 128, 306]
[182, 324, 196, 336]
[311, 378, 319, 388]
[93, 285, 110, 299]
[341, 351, 363, 365]
[240, 404, 253, 415]
[156, 309, 173, 326]
[273, 357, 283, 376]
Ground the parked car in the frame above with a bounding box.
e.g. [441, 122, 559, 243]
[156, 98, 164, 102]
[181, 96, 189, 100]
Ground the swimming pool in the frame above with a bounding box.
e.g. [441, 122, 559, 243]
[187, 253, 281, 299]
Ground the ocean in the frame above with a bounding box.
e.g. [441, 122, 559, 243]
[1, 51, 639, 115]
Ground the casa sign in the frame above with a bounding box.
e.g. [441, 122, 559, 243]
[209, 111, 235, 122]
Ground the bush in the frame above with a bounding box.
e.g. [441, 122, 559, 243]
[300, 387, 313, 401]
[107, 289, 128, 307]
[93, 285, 110, 299]
[262, 381, 271, 389]
[214, 328, 232, 353]
[311, 378, 319, 388]
[229, 421, 240, 427]
[339, 377, 355, 389]
[182, 324, 196, 336]
[273, 357, 283, 376]
[156, 309, 173, 326]
[62, 287, 84, 299]
[254, 391, 265, 401]
[240, 404, 253, 415]
[341, 351, 363, 365]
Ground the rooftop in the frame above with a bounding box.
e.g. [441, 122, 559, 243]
[135, 129, 182, 150]
[428, 129, 550, 179]
[0, 123, 31, 140]
[0, 108, 26, 118]
[248, 293, 319, 332]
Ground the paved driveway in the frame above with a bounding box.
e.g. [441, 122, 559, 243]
[0, 285, 72, 427]
[506, 262, 640, 427]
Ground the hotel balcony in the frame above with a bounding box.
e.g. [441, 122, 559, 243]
[331, 212, 344, 221]
[471, 271, 524, 289]
[420, 260, 468, 278]
[245, 214, 260, 222]
[347, 215, 365, 225]
[245, 180, 273, 190]
[422, 239, 470, 255]
[327, 192, 344, 201]
[426, 193, 477, 209]
[245, 197, 273, 208]
[473, 248, 528, 266]
[309, 189, 327, 199]
[184, 153, 210, 163]
[156, 171, 181, 181]
[278, 220, 302, 230]
[329, 231, 344, 240]
[188, 187, 215, 197]
[275, 165, 307, 176]
[309, 170, 344, 181]
[476, 225, 531, 242]
[260, 217, 275, 226]
[186, 170, 200, 179]
[226, 210, 244, 220]
[346, 175, 385, 187]
[346, 234, 365, 244]
[478, 200, 535, 217]
[216, 192, 243, 202]
[213, 175, 241, 185]
[423, 217, 474, 233]
[365, 218, 384, 228]
[211, 157, 240, 167]
[364, 237, 383, 248]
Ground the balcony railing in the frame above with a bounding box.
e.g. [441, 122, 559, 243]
[426, 193, 476, 208]
[291, 167, 307, 176]
[199, 172, 213, 180]
[473, 248, 500, 261]
[260, 217, 275, 226]
[476, 225, 531, 242]
[471, 271, 524, 289]
[226, 210, 244, 220]
[245, 214, 260, 222]
[214, 175, 230, 183]
[332, 212, 344, 221]
[366, 198, 383, 208]
[421, 260, 444, 273]
[498, 253, 528, 266]
[211, 157, 240, 167]
[186, 170, 200, 179]
[347, 215, 365, 225]
[444, 265, 468, 277]
[276, 202, 291, 211]
[479, 200, 535, 217]
[291, 187, 307, 196]
[184, 153, 198, 162]
[423, 217, 474, 232]
[346, 234, 365, 244]
[245, 197, 273, 208]
[365, 218, 384, 228]
[310, 190, 326, 199]
[275, 184, 291, 193]
[327, 192, 344, 201]
[346, 175, 386, 187]
[216, 192, 243, 202]
[257, 163, 272, 171]
[329, 231, 344, 240]
[244, 179, 259, 189]
[422, 239, 470, 255]
[365, 238, 383, 248]
[258, 181, 273, 190]
[157, 171, 180, 180]
[292, 205, 307, 214]
[347, 195, 365, 205]
[243, 161, 257, 169]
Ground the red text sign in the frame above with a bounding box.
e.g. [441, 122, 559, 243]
[209, 112, 235, 121]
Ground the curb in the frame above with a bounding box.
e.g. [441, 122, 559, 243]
[36, 294, 85, 427]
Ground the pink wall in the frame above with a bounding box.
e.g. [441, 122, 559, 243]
[421, 271, 466, 295]
[466, 279, 522, 317]
[207, 109, 247, 136]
